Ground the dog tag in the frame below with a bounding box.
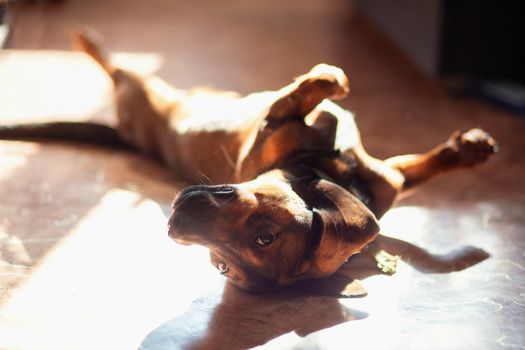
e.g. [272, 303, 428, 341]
[374, 250, 399, 275]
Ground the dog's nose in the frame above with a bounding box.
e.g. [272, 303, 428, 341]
[204, 185, 237, 207]
[172, 185, 237, 209]
[209, 185, 236, 197]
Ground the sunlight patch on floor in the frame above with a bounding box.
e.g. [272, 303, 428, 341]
[0, 50, 163, 124]
[0, 188, 218, 350]
[0, 142, 39, 181]
[379, 206, 432, 242]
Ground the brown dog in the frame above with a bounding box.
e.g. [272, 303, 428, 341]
[0, 33, 498, 292]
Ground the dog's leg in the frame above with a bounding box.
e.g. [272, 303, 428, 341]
[267, 64, 349, 121]
[385, 128, 498, 191]
[343, 128, 497, 217]
[73, 31, 114, 76]
[75, 32, 178, 159]
[347, 144, 406, 217]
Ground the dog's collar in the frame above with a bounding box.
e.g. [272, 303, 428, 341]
[305, 206, 324, 259]
[306, 169, 332, 258]
[284, 168, 327, 262]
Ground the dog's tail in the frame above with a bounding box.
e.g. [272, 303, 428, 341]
[0, 122, 132, 149]
[73, 31, 115, 76]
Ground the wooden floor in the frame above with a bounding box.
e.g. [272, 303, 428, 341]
[1, 1, 524, 349]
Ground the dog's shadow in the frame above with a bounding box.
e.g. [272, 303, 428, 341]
[139, 236, 489, 350]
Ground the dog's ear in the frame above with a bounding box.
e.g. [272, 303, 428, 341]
[305, 179, 379, 277]
[266, 64, 349, 122]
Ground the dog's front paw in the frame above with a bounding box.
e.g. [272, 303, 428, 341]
[305, 64, 350, 99]
[442, 128, 499, 166]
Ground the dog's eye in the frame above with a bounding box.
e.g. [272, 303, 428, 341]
[255, 233, 275, 247]
[217, 261, 229, 274]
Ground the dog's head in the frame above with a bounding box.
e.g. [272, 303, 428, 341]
[168, 169, 379, 292]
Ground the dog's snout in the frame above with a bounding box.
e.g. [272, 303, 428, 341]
[168, 185, 239, 244]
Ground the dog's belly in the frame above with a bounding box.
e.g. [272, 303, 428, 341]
[161, 99, 362, 185]
[170, 90, 278, 134]
[133, 79, 362, 185]
[160, 92, 281, 184]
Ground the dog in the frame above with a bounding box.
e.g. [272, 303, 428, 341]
[0, 33, 498, 292]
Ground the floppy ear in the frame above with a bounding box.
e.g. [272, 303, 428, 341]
[267, 64, 349, 121]
[306, 179, 380, 277]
